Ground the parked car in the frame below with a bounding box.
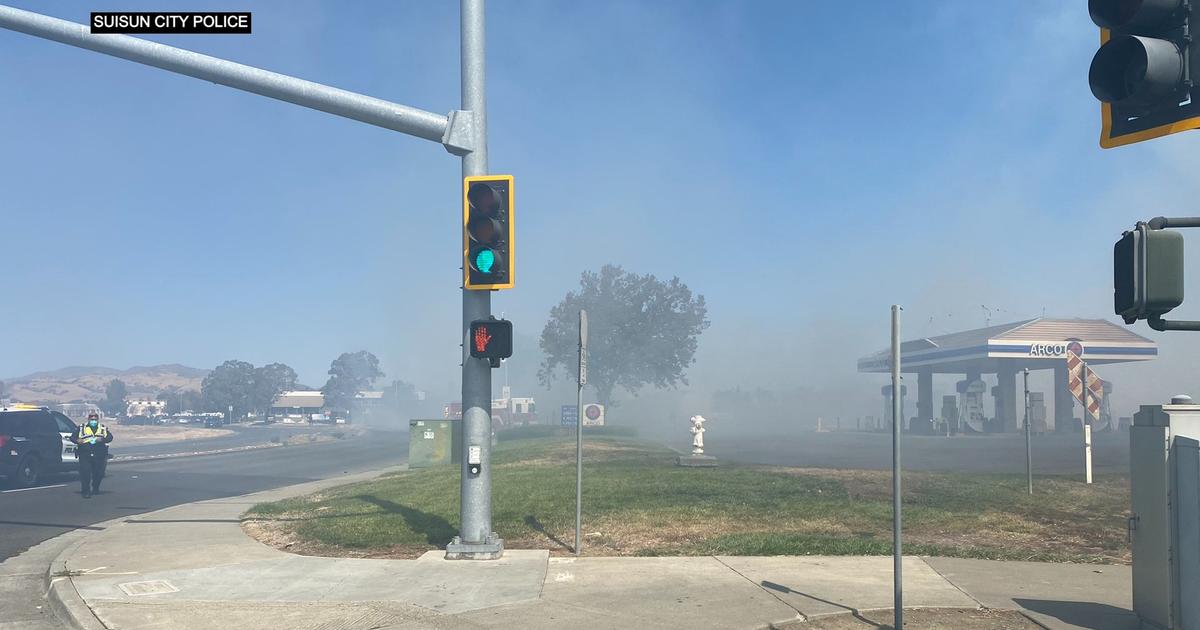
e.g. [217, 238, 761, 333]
[0, 405, 79, 487]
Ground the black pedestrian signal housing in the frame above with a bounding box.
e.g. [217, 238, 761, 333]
[463, 175, 514, 290]
[1114, 224, 1184, 323]
[1088, 0, 1200, 147]
[469, 318, 513, 367]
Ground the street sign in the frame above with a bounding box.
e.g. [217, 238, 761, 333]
[578, 310, 588, 386]
[561, 405, 579, 426]
[583, 403, 605, 426]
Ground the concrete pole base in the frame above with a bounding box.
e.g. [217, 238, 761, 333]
[445, 534, 505, 560]
[676, 454, 719, 467]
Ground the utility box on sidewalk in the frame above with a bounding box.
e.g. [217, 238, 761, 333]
[408, 419, 461, 468]
[1130, 399, 1200, 630]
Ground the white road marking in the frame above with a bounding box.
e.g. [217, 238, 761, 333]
[1, 483, 67, 493]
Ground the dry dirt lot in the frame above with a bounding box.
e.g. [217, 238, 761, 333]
[109, 423, 233, 444]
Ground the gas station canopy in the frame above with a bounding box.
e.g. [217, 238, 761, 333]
[857, 318, 1156, 375]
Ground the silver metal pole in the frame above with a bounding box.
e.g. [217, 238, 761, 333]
[0, 5, 454, 145]
[890, 305, 903, 628]
[1024, 368, 1032, 495]
[575, 309, 587, 555]
[448, 0, 500, 559]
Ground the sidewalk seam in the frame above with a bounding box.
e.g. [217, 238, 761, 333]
[918, 557, 985, 610]
[711, 555, 808, 624]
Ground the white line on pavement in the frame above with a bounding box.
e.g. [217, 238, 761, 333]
[1, 483, 67, 493]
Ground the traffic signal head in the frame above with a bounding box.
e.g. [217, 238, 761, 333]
[469, 318, 513, 366]
[1114, 224, 1184, 323]
[463, 175, 514, 290]
[1088, 0, 1200, 147]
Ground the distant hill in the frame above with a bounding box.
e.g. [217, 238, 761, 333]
[3, 364, 209, 404]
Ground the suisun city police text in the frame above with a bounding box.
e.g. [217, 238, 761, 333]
[90, 12, 251, 34]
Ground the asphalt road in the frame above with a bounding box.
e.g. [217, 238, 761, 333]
[0, 428, 403, 562]
[700, 429, 1131, 475]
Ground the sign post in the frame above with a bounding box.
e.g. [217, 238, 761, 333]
[1083, 360, 1093, 485]
[890, 305, 903, 629]
[1024, 368, 1032, 495]
[575, 309, 587, 556]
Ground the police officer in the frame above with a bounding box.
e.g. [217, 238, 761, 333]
[72, 413, 113, 498]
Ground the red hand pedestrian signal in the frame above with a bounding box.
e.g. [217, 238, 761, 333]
[469, 319, 513, 365]
[474, 326, 493, 354]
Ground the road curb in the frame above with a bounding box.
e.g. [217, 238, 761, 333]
[44, 527, 115, 630]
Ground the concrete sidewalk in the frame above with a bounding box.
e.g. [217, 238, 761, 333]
[44, 471, 1138, 630]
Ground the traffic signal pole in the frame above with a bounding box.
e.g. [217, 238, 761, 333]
[447, 0, 503, 559]
[0, 6, 463, 149]
[0, 1, 502, 559]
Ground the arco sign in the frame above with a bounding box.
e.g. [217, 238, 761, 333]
[1027, 340, 1084, 358]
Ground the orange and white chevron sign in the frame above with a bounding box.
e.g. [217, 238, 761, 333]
[1066, 351, 1103, 421]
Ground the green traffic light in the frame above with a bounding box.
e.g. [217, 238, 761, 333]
[475, 249, 495, 273]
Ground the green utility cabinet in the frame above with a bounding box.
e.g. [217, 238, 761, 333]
[408, 419, 461, 468]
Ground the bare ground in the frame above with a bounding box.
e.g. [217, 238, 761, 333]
[109, 424, 233, 444]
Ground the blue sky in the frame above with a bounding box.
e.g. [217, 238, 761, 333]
[2, 1, 1199, 417]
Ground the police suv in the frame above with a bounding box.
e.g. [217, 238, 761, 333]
[0, 405, 79, 487]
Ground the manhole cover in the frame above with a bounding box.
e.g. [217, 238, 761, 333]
[117, 580, 179, 596]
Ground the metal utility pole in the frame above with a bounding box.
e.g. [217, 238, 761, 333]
[448, 0, 503, 559]
[0, 1, 500, 558]
[1023, 368, 1032, 495]
[890, 305, 904, 629]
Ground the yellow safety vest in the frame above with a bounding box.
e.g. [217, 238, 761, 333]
[80, 425, 108, 439]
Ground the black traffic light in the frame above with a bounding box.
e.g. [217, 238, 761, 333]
[1114, 223, 1184, 323]
[463, 175, 514, 290]
[469, 318, 513, 367]
[1088, 0, 1200, 147]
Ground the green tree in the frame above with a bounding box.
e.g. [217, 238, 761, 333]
[201, 360, 256, 420]
[157, 388, 204, 415]
[252, 363, 298, 416]
[322, 351, 384, 410]
[539, 265, 709, 409]
[103, 379, 128, 416]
